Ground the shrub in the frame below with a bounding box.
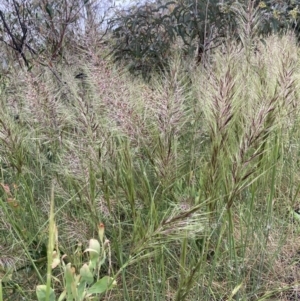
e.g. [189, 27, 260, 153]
[109, 0, 239, 79]
[256, 0, 300, 38]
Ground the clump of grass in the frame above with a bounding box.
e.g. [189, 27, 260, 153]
[1, 32, 300, 301]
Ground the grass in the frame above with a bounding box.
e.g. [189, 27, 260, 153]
[1, 33, 300, 300]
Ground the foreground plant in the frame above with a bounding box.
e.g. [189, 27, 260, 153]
[36, 192, 116, 301]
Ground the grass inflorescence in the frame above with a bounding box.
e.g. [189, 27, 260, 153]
[1, 34, 300, 300]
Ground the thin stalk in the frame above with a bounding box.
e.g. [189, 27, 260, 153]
[45, 184, 55, 301]
[0, 280, 2, 301]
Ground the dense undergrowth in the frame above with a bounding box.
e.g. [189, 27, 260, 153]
[1, 33, 300, 300]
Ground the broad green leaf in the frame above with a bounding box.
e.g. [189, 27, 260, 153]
[77, 280, 87, 301]
[36, 285, 56, 301]
[65, 263, 77, 300]
[86, 276, 116, 295]
[86, 239, 100, 256]
[85, 239, 101, 270]
[80, 264, 94, 285]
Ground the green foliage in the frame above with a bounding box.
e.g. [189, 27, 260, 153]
[109, 1, 178, 79]
[2, 30, 300, 300]
[171, 0, 237, 59]
[255, 0, 300, 36]
[108, 0, 300, 80]
[36, 224, 116, 301]
[36, 286, 56, 301]
[109, 0, 254, 79]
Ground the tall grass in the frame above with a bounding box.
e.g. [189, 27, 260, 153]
[1, 33, 300, 300]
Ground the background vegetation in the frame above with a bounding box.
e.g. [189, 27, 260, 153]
[1, 0, 300, 300]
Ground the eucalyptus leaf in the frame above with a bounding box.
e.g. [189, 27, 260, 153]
[45, 3, 54, 18]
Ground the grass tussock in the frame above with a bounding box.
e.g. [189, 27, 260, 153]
[1, 33, 300, 300]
